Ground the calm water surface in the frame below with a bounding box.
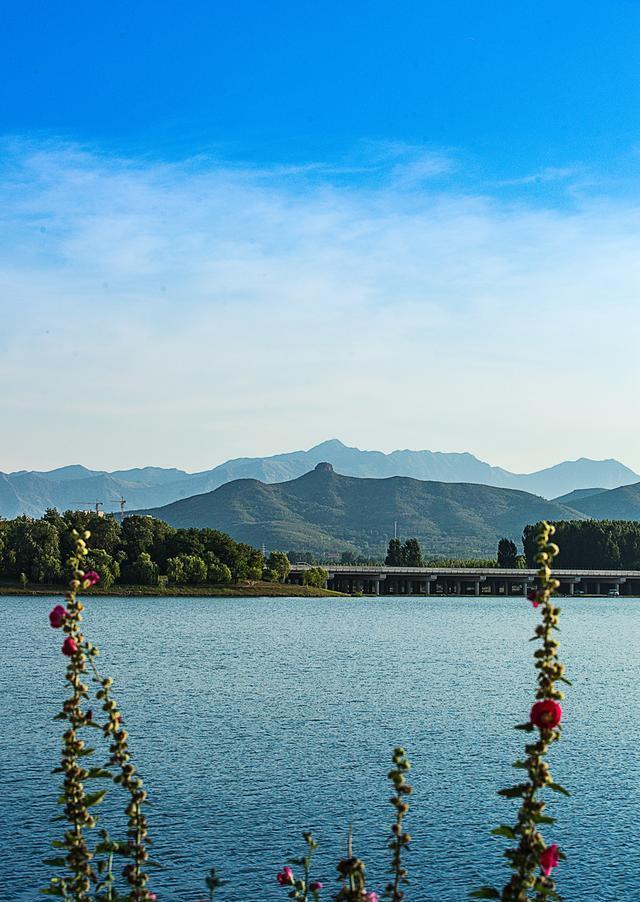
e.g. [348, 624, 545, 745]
[1, 595, 639, 901]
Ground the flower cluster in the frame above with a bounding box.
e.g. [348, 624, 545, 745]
[472, 521, 569, 901]
[276, 832, 324, 900]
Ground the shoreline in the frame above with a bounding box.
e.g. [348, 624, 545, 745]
[0, 581, 344, 598]
[1, 583, 637, 599]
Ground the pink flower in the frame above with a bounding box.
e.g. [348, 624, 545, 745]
[276, 866, 294, 886]
[49, 605, 67, 628]
[539, 843, 560, 876]
[310, 882, 324, 891]
[366, 894, 379, 902]
[530, 699, 563, 730]
[527, 589, 540, 608]
[62, 637, 78, 657]
[82, 571, 100, 588]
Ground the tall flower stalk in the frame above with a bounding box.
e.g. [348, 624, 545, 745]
[383, 747, 412, 901]
[45, 529, 153, 901]
[471, 521, 570, 901]
[335, 826, 379, 902]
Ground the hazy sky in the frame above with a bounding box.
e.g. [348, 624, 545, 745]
[1, 1, 639, 473]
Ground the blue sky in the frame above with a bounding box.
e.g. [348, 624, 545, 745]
[1, 2, 639, 472]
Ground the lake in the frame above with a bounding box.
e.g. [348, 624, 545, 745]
[1, 594, 639, 901]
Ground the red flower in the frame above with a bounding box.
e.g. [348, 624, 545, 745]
[530, 699, 562, 730]
[276, 866, 294, 886]
[62, 637, 78, 657]
[83, 571, 100, 588]
[539, 843, 560, 876]
[49, 605, 67, 628]
[527, 589, 540, 608]
[310, 882, 324, 891]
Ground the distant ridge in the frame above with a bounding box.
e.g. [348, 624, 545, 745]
[128, 462, 585, 558]
[552, 487, 608, 506]
[1, 439, 638, 519]
[564, 482, 640, 520]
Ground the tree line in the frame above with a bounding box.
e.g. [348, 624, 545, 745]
[523, 519, 640, 570]
[0, 510, 292, 588]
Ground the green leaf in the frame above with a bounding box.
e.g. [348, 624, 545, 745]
[533, 815, 556, 825]
[85, 789, 107, 807]
[549, 782, 571, 797]
[511, 760, 528, 769]
[42, 857, 66, 867]
[40, 889, 65, 897]
[559, 676, 573, 686]
[469, 889, 500, 899]
[514, 723, 534, 732]
[52, 713, 67, 721]
[50, 841, 66, 849]
[86, 768, 113, 779]
[490, 825, 516, 839]
[497, 785, 526, 798]
[83, 720, 104, 730]
[78, 747, 95, 757]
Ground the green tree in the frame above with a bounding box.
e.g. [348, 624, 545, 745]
[523, 519, 636, 569]
[3, 517, 62, 582]
[61, 511, 122, 557]
[497, 538, 518, 567]
[121, 515, 157, 560]
[402, 538, 424, 567]
[166, 553, 207, 585]
[385, 538, 404, 566]
[265, 550, 291, 583]
[122, 552, 160, 586]
[84, 549, 120, 590]
[204, 552, 232, 584]
[302, 566, 328, 588]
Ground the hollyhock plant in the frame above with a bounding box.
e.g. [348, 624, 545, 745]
[384, 746, 412, 900]
[46, 528, 153, 900]
[49, 604, 67, 628]
[277, 832, 324, 899]
[473, 522, 569, 901]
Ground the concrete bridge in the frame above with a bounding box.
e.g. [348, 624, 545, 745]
[288, 564, 640, 596]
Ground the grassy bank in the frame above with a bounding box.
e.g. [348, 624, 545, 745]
[0, 580, 344, 598]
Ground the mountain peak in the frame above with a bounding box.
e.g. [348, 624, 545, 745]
[314, 461, 334, 472]
[310, 439, 347, 451]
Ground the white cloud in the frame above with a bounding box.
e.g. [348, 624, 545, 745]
[0, 139, 639, 473]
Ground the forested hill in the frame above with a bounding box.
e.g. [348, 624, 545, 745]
[130, 463, 584, 558]
[564, 482, 640, 520]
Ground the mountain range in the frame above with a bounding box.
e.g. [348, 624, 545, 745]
[129, 462, 589, 557]
[1, 440, 639, 519]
